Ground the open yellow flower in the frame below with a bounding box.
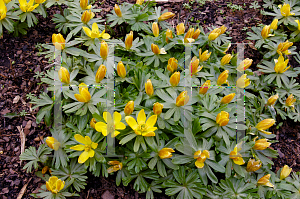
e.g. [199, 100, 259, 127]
[19, 0, 39, 12]
[0, 0, 7, 20]
[125, 109, 157, 137]
[136, 0, 143, 5]
[107, 161, 123, 173]
[278, 3, 295, 17]
[4, 0, 11, 3]
[229, 145, 245, 165]
[274, 55, 290, 73]
[280, 165, 292, 180]
[257, 174, 274, 187]
[194, 150, 210, 169]
[70, 134, 98, 163]
[158, 148, 175, 159]
[256, 119, 275, 135]
[74, 83, 91, 103]
[246, 159, 262, 172]
[82, 23, 110, 39]
[277, 40, 293, 56]
[95, 112, 126, 137]
[46, 137, 60, 151]
[46, 176, 65, 194]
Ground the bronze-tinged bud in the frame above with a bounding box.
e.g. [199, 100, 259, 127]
[153, 102, 163, 115]
[253, 138, 271, 150]
[167, 57, 178, 73]
[199, 80, 210, 94]
[117, 61, 126, 78]
[81, 10, 95, 23]
[114, 4, 122, 17]
[90, 118, 97, 129]
[246, 159, 262, 172]
[158, 12, 175, 21]
[124, 101, 134, 116]
[58, 67, 70, 84]
[125, 31, 133, 50]
[152, 22, 159, 37]
[100, 40, 108, 60]
[170, 72, 180, 87]
[145, 79, 154, 96]
[158, 148, 175, 159]
[192, 28, 201, 39]
[176, 23, 185, 35]
[166, 29, 173, 43]
[257, 174, 274, 187]
[256, 119, 275, 131]
[95, 65, 107, 83]
[286, 94, 296, 107]
[220, 93, 235, 104]
[151, 43, 160, 55]
[176, 91, 189, 107]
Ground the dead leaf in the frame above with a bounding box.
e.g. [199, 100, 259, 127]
[13, 96, 21, 104]
[17, 177, 32, 199]
[34, 135, 43, 141]
[24, 120, 32, 135]
[0, 108, 10, 115]
[17, 126, 26, 164]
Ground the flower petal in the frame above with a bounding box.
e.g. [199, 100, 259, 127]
[88, 149, 95, 157]
[115, 122, 126, 130]
[113, 112, 122, 124]
[146, 115, 157, 127]
[103, 112, 113, 124]
[82, 26, 92, 37]
[101, 128, 108, 136]
[85, 136, 92, 145]
[74, 134, 87, 144]
[95, 122, 107, 132]
[113, 130, 121, 137]
[195, 161, 204, 168]
[142, 131, 155, 136]
[233, 157, 245, 165]
[102, 33, 111, 39]
[91, 142, 98, 149]
[74, 94, 86, 103]
[137, 109, 146, 125]
[78, 151, 89, 163]
[70, 144, 85, 151]
[125, 116, 138, 130]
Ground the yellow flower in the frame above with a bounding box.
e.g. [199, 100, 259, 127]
[46, 137, 60, 151]
[74, 83, 91, 103]
[70, 134, 98, 163]
[216, 111, 229, 126]
[153, 102, 163, 115]
[158, 148, 175, 159]
[151, 43, 166, 55]
[145, 79, 154, 96]
[100, 40, 109, 60]
[237, 58, 253, 71]
[229, 145, 245, 165]
[42, 166, 49, 174]
[256, 119, 275, 135]
[114, 4, 122, 17]
[4, 0, 11, 3]
[277, 40, 293, 56]
[208, 28, 221, 41]
[184, 28, 195, 43]
[176, 91, 189, 107]
[95, 112, 126, 137]
[246, 159, 262, 172]
[125, 31, 133, 50]
[199, 80, 211, 94]
[0, 0, 7, 20]
[136, 0, 143, 5]
[125, 109, 157, 136]
[90, 118, 96, 129]
[199, 49, 211, 62]
[236, 74, 250, 88]
[167, 57, 178, 73]
[221, 54, 232, 66]
[80, 0, 91, 10]
[46, 176, 65, 194]
[81, 10, 94, 23]
[285, 94, 296, 107]
[257, 174, 274, 187]
[107, 161, 123, 173]
[274, 55, 290, 73]
[124, 101, 134, 116]
[192, 28, 201, 39]
[158, 12, 175, 21]
[152, 22, 159, 37]
[176, 23, 185, 35]
[194, 150, 210, 169]
[220, 93, 235, 104]
[270, 19, 278, 30]
[190, 57, 203, 75]
[261, 25, 271, 39]
[253, 138, 271, 150]
[19, 0, 39, 12]
[52, 33, 65, 50]
[58, 67, 70, 84]
[295, 20, 300, 31]
[170, 72, 180, 87]
[217, 70, 229, 86]
[280, 165, 292, 180]
[95, 64, 106, 83]
[117, 61, 126, 78]
[82, 23, 110, 39]
[219, 25, 227, 34]
[166, 29, 173, 43]
[267, 94, 279, 106]
[278, 3, 295, 17]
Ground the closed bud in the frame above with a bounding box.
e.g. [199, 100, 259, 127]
[219, 25, 227, 34]
[280, 165, 292, 180]
[158, 148, 175, 159]
[167, 57, 178, 72]
[176, 91, 189, 107]
[267, 94, 279, 106]
[199, 80, 211, 94]
[74, 83, 91, 103]
[158, 12, 175, 21]
[257, 174, 274, 187]
[152, 22, 159, 37]
[261, 25, 271, 39]
[58, 67, 70, 84]
[217, 70, 229, 85]
[270, 18, 278, 30]
[80, 0, 91, 10]
[176, 23, 185, 35]
[237, 58, 253, 71]
[253, 138, 271, 150]
[35, 0, 46, 4]
[295, 20, 300, 31]
[236, 74, 250, 88]
[184, 28, 194, 43]
[117, 61, 126, 78]
[246, 159, 262, 172]
[95, 65, 107, 83]
[277, 40, 293, 56]
[136, 0, 144, 5]
[46, 137, 60, 151]
[125, 31, 133, 50]
[285, 94, 296, 107]
[52, 33, 65, 50]
[192, 28, 201, 39]
[145, 79, 154, 96]
[199, 49, 211, 62]
[153, 102, 163, 115]
[124, 101, 134, 116]
[0, 0, 6, 20]
[90, 118, 96, 129]
[114, 4, 122, 17]
[256, 119, 275, 135]
[107, 161, 123, 173]
[221, 54, 232, 66]
[42, 166, 49, 174]
[170, 72, 180, 87]
[166, 29, 173, 43]
[221, 93, 235, 104]
[151, 43, 160, 55]
[278, 3, 295, 17]
[81, 10, 94, 23]
[208, 28, 221, 41]
[191, 57, 202, 75]
[216, 111, 229, 126]
[100, 40, 108, 60]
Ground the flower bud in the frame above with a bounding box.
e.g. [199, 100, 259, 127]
[95, 65, 107, 83]
[166, 29, 173, 43]
[153, 102, 163, 115]
[199, 80, 210, 94]
[277, 40, 293, 56]
[256, 119, 275, 135]
[192, 28, 201, 39]
[221, 93, 235, 104]
[270, 18, 278, 30]
[280, 165, 292, 180]
[261, 25, 271, 39]
[80, 0, 91, 10]
[151, 43, 160, 55]
[208, 28, 221, 41]
[158, 148, 175, 159]
[295, 20, 300, 31]
[74, 83, 91, 103]
[219, 25, 227, 34]
[285, 94, 296, 107]
[199, 49, 211, 62]
[237, 58, 253, 71]
[257, 174, 274, 187]
[42, 166, 49, 174]
[81, 10, 94, 23]
[107, 161, 123, 173]
[184, 28, 194, 43]
[167, 57, 178, 73]
[152, 22, 159, 37]
[246, 159, 262, 172]
[145, 79, 154, 96]
[158, 12, 175, 21]
[253, 138, 271, 150]
[267, 94, 278, 106]
[58, 67, 70, 84]
[117, 61, 126, 78]
[90, 118, 96, 129]
[125, 31, 133, 50]
[100, 40, 108, 60]
[176, 23, 185, 35]
[217, 70, 229, 85]
[236, 74, 250, 88]
[191, 57, 202, 75]
[46, 137, 60, 151]
[124, 101, 134, 116]
[216, 111, 229, 126]
[278, 3, 295, 17]
[114, 4, 122, 17]
[46, 176, 65, 194]
[274, 55, 290, 73]
[176, 91, 189, 107]
[35, 0, 46, 4]
[221, 54, 232, 66]
[52, 33, 65, 50]
[170, 72, 180, 87]
[136, 0, 144, 5]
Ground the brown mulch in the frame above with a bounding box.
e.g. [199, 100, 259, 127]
[0, 0, 299, 198]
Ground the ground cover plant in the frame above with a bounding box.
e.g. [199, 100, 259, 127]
[1, 0, 300, 198]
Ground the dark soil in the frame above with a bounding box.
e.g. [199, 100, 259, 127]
[0, 0, 299, 198]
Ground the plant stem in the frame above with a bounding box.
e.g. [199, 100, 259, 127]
[58, 5, 64, 16]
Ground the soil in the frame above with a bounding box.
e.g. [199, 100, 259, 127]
[0, 0, 299, 198]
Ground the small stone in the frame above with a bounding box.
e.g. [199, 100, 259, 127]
[101, 190, 114, 199]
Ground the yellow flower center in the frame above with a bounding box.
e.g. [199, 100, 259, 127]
[107, 124, 115, 134]
[140, 124, 147, 131]
[84, 145, 91, 152]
